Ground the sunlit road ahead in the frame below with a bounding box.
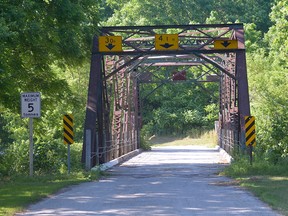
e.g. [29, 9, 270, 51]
[18, 146, 280, 216]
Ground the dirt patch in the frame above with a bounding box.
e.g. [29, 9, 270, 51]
[210, 180, 240, 186]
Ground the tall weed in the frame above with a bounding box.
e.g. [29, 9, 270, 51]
[224, 152, 288, 178]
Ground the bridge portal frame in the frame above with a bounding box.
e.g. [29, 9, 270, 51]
[82, 24, 250, 169]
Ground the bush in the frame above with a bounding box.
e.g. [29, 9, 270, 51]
[34, 139, 66, 174]
[0, 110, 85, 177]
[224, 151, 288, 178]
[139, 133, 151, 151]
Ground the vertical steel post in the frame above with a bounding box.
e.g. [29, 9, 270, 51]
[83, 36, 103, 168]
[235, 28, 251, 149]
[85, 129, 91, 170]
[96, 53, 104, 164]
[103, 76, 112, 162]
[136, 81, 141, 149]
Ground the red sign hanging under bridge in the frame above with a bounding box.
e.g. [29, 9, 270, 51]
[172, 71, 186, 81]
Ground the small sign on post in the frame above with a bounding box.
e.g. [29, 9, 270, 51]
[21, 92, 41, 118]
[245, 116, 256, 165]
[21, 92, 41, 177]
[63, 114, 74, 174]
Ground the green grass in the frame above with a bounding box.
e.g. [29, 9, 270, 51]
[0, 171, 101, 216]
[148, 131, 217, 148]
[240, 176, 288, 215]
[223, 156, 288, 215]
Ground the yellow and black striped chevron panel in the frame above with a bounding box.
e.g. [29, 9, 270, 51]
[63, 114, 74, 144]
[245, 116, 256, 147]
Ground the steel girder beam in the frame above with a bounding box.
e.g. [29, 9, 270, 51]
[82, 24, 250, 168]
[235, 28, 250, 150]
[82, 37, 104, 168]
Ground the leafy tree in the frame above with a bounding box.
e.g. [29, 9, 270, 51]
[0, 0, 99, 110]
[0, 0, 100, 176]
[206, 0, 273, 32]
[103, 0, 273, 33]
[265, 0, 288, 67]
[104, 0, 219, 26]
[247, 49, 288, 163]
[243, 23, 264, 52]
[246, 0, 288, 163]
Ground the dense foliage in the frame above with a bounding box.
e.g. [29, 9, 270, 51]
[1, 0, 287, 176]
[247, 0, 288, 163]
[140, 70, 219, 136]
[0, 0, 99, 176]
[104, 0, 273, 32]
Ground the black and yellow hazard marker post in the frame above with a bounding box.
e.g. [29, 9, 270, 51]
[63, 114, 74, 173]
[64, 114, 74, 144]
[245, 116, 256, 165]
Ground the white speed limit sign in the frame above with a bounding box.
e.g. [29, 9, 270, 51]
[21, 92, 41, 118]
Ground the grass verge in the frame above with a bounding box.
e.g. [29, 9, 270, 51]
[223, 156, 288, 215]
[0, 171, 102, 216]
[148, 131, 217, 148]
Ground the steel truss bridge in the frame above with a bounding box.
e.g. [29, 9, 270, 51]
[82, 24, 250, 169]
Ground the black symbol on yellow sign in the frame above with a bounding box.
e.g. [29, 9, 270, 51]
[105, 37, 116, 50]
[245, 116, 256, 147]
[63, 114, 74, 145]
[221, 41, 231, 47]
[99, 36, 122, 52]
[214, 40, 238, 49]
[155, 34, 178, 50]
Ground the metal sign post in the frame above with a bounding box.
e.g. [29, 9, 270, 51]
[67, 144, 71, 174]
[29, 118, 33, 176]
[21, 92, 41, 177]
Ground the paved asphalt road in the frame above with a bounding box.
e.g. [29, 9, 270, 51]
[18, 146, 281, 216]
